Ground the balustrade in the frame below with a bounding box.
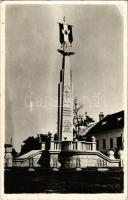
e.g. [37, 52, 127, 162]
[50, 140, 95, 151]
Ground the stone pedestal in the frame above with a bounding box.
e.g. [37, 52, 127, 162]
[49, 151, 61, 169]
[108, 150, 115, 159]
[5, 153, 13, 167]
[5, 145, 13, 167]
[118, 150, 124, 167]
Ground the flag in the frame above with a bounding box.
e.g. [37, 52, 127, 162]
[68, 25, 73, 44]
[59, 23, 64, 45]
[59, 23, 73, 45]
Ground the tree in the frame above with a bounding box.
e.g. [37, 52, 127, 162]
[73, 96, 83, 137]
[20, 136, 40, 155]
[84, 112, 95, 126]
[12, 148, 18, 158]
[73, 96, 95, 139]
[20, 134, 51, 155]
[54, 133, 58, 141]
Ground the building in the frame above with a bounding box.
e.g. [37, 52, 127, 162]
[85, 111, 124, 153]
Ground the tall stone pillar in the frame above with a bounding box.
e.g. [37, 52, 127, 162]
[57, 53, 73, 141]
[62, 56, 73, 141]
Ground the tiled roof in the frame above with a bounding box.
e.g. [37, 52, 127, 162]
[86, 110, 124, 135]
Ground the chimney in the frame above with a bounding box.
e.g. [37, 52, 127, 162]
[99, 112, 104, 121]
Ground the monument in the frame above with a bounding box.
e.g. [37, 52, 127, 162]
[11, 18, 123, 170]
[57, 18, 74, 141]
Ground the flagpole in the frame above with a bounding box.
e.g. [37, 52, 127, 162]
[57, 22, 73, 27]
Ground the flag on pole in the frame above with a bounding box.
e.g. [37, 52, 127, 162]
[59, 23, 73, 45]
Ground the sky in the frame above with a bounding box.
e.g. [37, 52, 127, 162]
[5, 3, 124, 152]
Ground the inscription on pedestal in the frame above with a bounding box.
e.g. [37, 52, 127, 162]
[63, 119, 72, 133]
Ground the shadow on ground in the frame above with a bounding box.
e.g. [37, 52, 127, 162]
[5, 167, 123, 193]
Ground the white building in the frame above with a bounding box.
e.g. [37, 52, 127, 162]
[85, 111, 124, 153]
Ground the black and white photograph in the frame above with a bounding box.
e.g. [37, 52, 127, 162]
[1, 1, 127, 198]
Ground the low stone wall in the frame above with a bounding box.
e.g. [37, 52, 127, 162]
[13, 152, 41, 167]
[58, 151, 120, 169]
[12, 150, 121, 168]
[6, 147, 122, 169]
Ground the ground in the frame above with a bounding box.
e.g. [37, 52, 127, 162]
[5, 168, 123, 193]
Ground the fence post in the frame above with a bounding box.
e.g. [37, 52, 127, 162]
[41, 142, 46, 150]
[50, 136, 55, 150]
[92, 136, 96, 151]
[108, 150, 115, 159]
[5, 145, 13, 167]
[77, 141, 81, 151]
[76, 157, 82, 171]
[118, 150, 124, 167]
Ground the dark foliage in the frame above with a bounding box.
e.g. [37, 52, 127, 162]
[20, 133, 52, 155]
[12, 148, 18, 158]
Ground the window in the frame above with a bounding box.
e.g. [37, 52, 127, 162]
[96, 140, 99, 150]
[117, 136, 122, 149]
[110, 138, 113, 149]
[103, 139, 106, 149]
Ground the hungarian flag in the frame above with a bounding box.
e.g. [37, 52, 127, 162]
[59, 23, 73, 45]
